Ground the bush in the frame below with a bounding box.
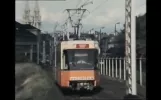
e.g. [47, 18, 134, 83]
[15, 63, 54, 100]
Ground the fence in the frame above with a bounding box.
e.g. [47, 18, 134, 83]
[98, 57, 146, 87]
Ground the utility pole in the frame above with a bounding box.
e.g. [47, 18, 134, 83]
[99, 29, 101, 42]
[125, 0, 136, 95]
[42, 41, 46, 64]
[114, 22, 120, 47]
[53, 34, 57, 80]
[105, 38, 108, 55]
[36, 30, 40, 64]
[48, 22, 58, 67]
[61, 1, 92, 40]
[114, 22, 120, 36]
[99, 27, 104, 42]
[61, 22, 68, 40]
[23, 0, 41, 64]
[66, 9, 87, 39]
[31, 0, 41, 64]
[49, 38, 52, 65]
[54, 35, 57, 68]
[30, 44, 33, 61]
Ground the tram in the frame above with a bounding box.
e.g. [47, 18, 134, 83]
[55, 40, 100, 91]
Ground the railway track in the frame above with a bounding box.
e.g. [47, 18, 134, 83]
[65, 95, 100, 100]
[63, 90, 103, 100]
[64, 93, 121, 100]
[61, 86, 121, 100]
[40, 64, 144, 100]
[40, 64, 122, 100]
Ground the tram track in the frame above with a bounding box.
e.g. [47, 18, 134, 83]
[63, 91, 102, 100]
[63, 92, 122, 100]
[40, 64, 144, 100]
[61, 86, 121, 100]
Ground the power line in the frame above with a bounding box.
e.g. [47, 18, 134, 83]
[59, 0, 77, 25]
[61, 0, 92, 27]
[91, 0, 108, 13]
[83, 0, 108, 19]
[76, 0, 82, 8]
[65, 0, 74, 4]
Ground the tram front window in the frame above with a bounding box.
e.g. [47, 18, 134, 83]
[66, 49, 98, 70]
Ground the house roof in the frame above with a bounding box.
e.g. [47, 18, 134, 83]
[15, 21, 41, 31]
[15, 21, 37, 37]
[16, 21, 23, 29]
[16, 28, 36, 37]
[23, 24, 41, 31]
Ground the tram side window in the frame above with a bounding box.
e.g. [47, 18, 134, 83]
[57, 50, 60, 67]
[87, 50, 98, 66]
[95, 50, 98, 64]
[63, 50, 69, 70]
[94, 50, 99, 69]
[55, 47, 60, 68]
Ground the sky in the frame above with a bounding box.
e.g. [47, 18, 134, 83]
[15, 0, 146, 33]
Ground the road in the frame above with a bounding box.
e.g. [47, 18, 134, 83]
[41, 64, 146, 100]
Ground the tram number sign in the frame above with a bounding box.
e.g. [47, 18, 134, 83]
[70, 77, 94, 80]
[76, 44, 89, 48]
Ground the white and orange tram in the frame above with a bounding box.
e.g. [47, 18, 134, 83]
[55, 40, 101, 91]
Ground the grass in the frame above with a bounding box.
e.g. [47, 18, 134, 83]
[15, 63, 54, 100]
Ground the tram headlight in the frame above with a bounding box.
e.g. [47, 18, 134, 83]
[80, 83, 83, 86]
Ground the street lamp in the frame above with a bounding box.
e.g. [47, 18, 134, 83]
[99, 27, 105, 41]
[115, 22, 120, 36]
[108, 32, 113, 35]
[100, 27, 105, 33]
[89, 27, 105, 41]
[99, 27, 105, 34]
[89, 28, 94, 34]
[113, 22, 120, 48]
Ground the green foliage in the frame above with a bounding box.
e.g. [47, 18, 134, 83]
[107, 13, 146, 57]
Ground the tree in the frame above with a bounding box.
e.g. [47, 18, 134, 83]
[107, 13, 146, 57]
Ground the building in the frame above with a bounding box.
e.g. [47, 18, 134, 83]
[15, 21, 41, 62]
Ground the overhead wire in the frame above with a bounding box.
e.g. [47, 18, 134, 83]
[90, 0, 108, 13]
[58, 0, 76, 28]
[62, 0, 92, 28]
[61, 0, 93, 33]
[82, 0, 109, 31]
[65, 0, 74, 4]
[76, 0, 82, 8]
[61, 0, 79, 24]
[83, 0, 108, 20]
[69, 0, 91, 18]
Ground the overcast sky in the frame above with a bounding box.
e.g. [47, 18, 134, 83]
[15, 0, 146, 33]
